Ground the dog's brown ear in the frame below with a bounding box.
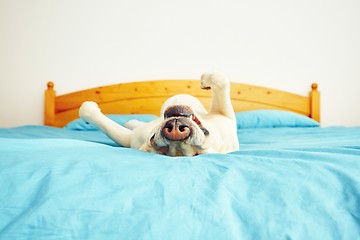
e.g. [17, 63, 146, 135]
[192, 115, 209, 136]
[164, 105, 194, 118]
[192, 115, 201, 125]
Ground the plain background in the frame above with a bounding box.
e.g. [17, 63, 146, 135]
[1, 0, 359, 127]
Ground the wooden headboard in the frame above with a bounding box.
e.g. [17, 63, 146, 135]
[44, 80, 320, 127]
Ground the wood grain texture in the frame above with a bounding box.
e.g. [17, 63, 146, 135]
[44, 80, 320, 127]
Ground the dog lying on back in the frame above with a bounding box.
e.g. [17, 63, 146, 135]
[79, 72, 239, 156]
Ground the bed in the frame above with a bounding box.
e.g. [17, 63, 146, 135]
[1, 79, 359, 239]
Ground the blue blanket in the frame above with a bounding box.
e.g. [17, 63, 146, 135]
[1, 125, 360, 239]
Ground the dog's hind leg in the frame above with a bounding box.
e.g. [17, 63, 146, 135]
[79, 101, 131, 147]
[200, 72, 236, 120]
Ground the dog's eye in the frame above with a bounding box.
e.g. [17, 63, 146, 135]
[201, 126, 210, 136]
[192, 115, 208, 135]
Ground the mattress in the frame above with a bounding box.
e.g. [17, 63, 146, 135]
[1, 112, 359, 239]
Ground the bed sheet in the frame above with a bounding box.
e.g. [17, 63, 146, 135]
[1, 126, 360, 239]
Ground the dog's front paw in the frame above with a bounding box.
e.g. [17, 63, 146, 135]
[79, 101, 101, 122]
[200, 72, 230, 90]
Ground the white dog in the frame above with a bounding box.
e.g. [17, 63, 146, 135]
[79, 72, 239, 156]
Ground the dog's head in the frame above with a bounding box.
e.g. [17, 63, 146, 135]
[147, 105, 211, 156]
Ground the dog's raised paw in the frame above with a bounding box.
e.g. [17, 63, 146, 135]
[79, 101, 101, 120]
[200, 72, 229, 90]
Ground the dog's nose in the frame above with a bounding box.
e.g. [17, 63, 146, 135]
[162, 118, 191, 141]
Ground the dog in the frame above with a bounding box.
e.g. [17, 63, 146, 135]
[79, 72, 239, 156]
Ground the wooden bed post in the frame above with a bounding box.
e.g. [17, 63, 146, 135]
[44, 82, 56, 126]
[310, 83, 320, 123]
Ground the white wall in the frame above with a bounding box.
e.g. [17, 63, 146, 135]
[1, 0, 359, 127]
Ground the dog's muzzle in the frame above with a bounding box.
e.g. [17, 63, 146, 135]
[161, 117, 192, 141]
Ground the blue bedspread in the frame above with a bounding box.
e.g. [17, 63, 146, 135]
[1, 126, 360, 239]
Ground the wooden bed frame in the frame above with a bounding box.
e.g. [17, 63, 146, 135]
[44, 80, 320, 128]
